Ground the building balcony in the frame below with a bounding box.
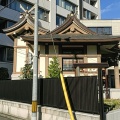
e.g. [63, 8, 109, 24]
[83, 1, 98, 15]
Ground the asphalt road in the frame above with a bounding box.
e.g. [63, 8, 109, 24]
[0, 116, 12, 120]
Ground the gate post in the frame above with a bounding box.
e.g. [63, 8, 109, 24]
[98, 68, 104, 120]
[73, 63, 108, 120]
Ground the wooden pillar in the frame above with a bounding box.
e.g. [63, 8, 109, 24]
[13, 38, 17, 74]
[84, 56, 88, 76]
[114, 65, 120, 88]
[45, 56, 49, 77]
[75, 66, 80, 76]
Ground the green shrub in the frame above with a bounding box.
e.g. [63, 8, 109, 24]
[104, 99, 120, 110]
[19, 63, 33, 80]
[0, 67, 9, 80]
[47, 57, 61, 78]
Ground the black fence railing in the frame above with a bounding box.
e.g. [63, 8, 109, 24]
[0, 76, 98, 114]
[0, 80, 32, 103]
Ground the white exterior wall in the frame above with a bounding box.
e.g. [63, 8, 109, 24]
[39, 20, 50, 30]
[83, 0, 101, 19]
[16, 38, 27, 73]
[83, 1, 98, 15]
[87, 45, 98, 76]
[109, 89, 120, 99]
[50, 0, 56, 30]
[57, 6, 70, 18]
[16, 49, 26, 72]
[17, 38, 26, 46]
[96, 0, 101, 19]
[40, 57, 45, 78]
[69, 0, 78, 4]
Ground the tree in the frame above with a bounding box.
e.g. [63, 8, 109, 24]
[20, 63, 33, 79]
[47, 57, 61, 78]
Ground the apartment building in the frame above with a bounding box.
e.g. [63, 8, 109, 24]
[0, 0, 101, 30]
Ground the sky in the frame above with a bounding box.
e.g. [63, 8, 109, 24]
[101, 0, 120, 19]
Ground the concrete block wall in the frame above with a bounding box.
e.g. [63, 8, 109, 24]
[0, 100, 31, 120]
[41, 107, 100, 120]
[106, 109, 120, 120]
[1, 99, 120, 120]
[109, 89, 120, 99]
[103, 89, 120, 99]
[0, 100, 100, 120]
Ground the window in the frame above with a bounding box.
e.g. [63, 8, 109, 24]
[0, 19, 7, 29]
[83, 0, 90, 4]
[6, 48, 13, 61]
[0, 46, 13, 62]
[89, 27, 97, 33]
[87, 10, 90, 19]
[56, 14, 66, 26]
[83, 9, 86, 18]
[90, 0, 97, 7]
[88, 27, 112, 35]
[9, 0, 49, 22]
[83, 9, 91, 19]
[56, 0, 77, 12]
[7, 21, 16, 27]
[9, 0, 32, 12]
[0, 19, 16, 29]
[63, 58, 83, 71]
[0, 46, 6, 61]
[38, 8, 49, 22]
[0, 0, 8, 6]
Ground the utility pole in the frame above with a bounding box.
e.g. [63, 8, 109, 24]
[32, 0, 38, 120]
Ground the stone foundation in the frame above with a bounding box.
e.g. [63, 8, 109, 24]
[0, 100, 100, 120]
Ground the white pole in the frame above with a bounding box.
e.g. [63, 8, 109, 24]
[32, 0, 38, 120]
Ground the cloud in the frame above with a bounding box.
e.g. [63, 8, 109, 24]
[101, 2, 120, 14]
[101, 3, 114, 14]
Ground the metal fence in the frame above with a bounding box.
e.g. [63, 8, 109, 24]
[0, 76, 98, 114]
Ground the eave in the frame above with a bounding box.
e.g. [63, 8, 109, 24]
[50, 14, 96, 35]
[21, 34, 120, 44]
[3, 11, 49, 39]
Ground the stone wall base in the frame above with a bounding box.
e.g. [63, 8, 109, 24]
[0, 100, 100, 120]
